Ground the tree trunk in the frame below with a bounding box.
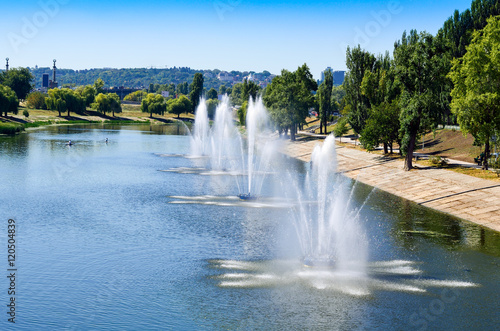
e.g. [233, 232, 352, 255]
[383, 143, 388, 154]
[404, 131, 417, 171]
[483, 139, 490, 170]
[67, 109, 70, 117]
[291, 123, 296, 141]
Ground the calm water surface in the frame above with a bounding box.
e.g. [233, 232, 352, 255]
[0, 124, 499, 330]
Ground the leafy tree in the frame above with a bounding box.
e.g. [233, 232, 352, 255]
[0, 67, 34, 101]
[141, 93, 166, 118]
[45, 89, 67, 116]
[360, 100, 401, 153]
[206, 98, 219, 119]
[0, 85, 19, 117]
[333, 117, 349, 143]
[45, 88, 85, 117]
[317, 69, 333, 134]
[81, 85, 96, 107]
[189, 73, 204, 112]
[219, 85, 227, 95]
[264, 64, 317, 141]
[206, 88, 218, 100]
[92, 93, 122, 117]
[242, 79, 260, 104]
[176, 82, 189, 95]
[124, 90, 147, 102]
[93, 78, 105, 95]
[448, 16, 500, 170]
[26, 91, 47, 109]
[167, 95, 192, 118]
[230, 83, 244, 105]
[343, 46, 376, 135]
[394, 30, 451, 170]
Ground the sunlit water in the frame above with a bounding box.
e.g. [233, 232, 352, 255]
[1, 124, 499, 330]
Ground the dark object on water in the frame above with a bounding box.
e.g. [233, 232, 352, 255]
[238, 193, 257, 201]
[66, 140, 73, 146]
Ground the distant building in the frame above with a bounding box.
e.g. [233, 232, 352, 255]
[332, 71, 345, 86]
[320, 68, 345, 86]
[161, 91, 170, 98]
[42, 74, 49, 88]
[321, 67, 332, 82]
[217, 71, 233, 82]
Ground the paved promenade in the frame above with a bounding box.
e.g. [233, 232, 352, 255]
[282, 137, 500, 233]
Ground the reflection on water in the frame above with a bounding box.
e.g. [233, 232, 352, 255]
[210, 259, 477, 295]
[0, 124, 499, 330]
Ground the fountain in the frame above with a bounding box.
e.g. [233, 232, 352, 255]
[188, 95, 276, 199]
[291, 135, 368, 273]
[190, 97, 210, 157]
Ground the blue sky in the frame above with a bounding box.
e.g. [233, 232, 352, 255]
[1, 0, 473, 79]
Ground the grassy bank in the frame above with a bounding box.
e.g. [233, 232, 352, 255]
[1, 104, 195, 134]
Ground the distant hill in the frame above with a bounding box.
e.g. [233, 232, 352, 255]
[27, 67, 274, 91]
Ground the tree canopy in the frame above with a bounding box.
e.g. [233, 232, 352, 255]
[0, 67, 34, 101]
[0, 85, 19, 117]
[141, 93, 166, 118]
[448, 15, 500, 170]
[264, 64, 317, 140]
[189, 73, 204, 113]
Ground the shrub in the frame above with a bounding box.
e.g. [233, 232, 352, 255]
[429, 155, 448, 167]
[26, 91, 46, 109]
[0, 123, 24, 135]
[23, 109, 29, 118]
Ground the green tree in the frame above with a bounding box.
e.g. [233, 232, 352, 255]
[219, 85, 227, 95]
[92, 93, 122, 117]
[167, 95, 192, 118]
[264, 64, 317, 141]
[242, 79, 260, 104]
[189, 73, 204, 112]
[81, 85, 96, 107]
[360, 100, 401, 153]
[176, 82, 189, 95]
[141, 93, 166, 118]
[45, 88, 85, 117]
[448, 16, 500, 170]
[0, 85, 19, 117]
[317, 69, 334, 134]
[206, 88, 218, 100]
[45, 89, 67, 116]
[124, 90, 147, 102]
[0, 67, 34, 101]
[230, 83, 244, 105]
[206, 98, 219, 119]
[394, 30, 451, 170]
[343, 46, 377, 135]
[333, 117, 349, 143]
[26, 91, 47, 109]
[93, 78, 105, 95]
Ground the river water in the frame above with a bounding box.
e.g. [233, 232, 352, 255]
[0, 124, 499, 330]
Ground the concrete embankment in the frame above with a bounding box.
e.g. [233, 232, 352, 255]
[282, 138, 500, 233]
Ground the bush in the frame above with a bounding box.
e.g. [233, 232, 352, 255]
[23, 109, 29, 118]
[0, 123, 24, 135]
[26, 91, 47, 109]
[429, 155, 448, 167]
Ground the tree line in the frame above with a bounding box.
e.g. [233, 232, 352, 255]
[340, 0, 500, 171]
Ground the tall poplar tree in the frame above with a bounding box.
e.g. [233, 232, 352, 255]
[448, 16, 500, 170]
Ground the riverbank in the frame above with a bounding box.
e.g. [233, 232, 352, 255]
[283, 136, 500, 233]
